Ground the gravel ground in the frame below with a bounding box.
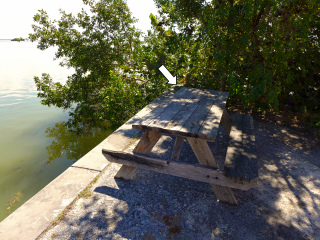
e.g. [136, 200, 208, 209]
[38, 119, 320, 240]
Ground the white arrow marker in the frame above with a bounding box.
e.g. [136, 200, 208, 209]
[159, 65, 177, 85]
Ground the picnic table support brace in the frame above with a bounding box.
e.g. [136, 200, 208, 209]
[171, 136, 184, 161]
[187, 137, 238, 205]
[115, 131, 162, 180]
[103, 149, 257, 190]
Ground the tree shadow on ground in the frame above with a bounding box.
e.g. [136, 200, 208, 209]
[40, 119, 320, 240]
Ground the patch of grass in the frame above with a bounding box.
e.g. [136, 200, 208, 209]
[52, 210, 65, 226]
[78, 174, 101, 199]
[91, 175, 99, 184]
[78, 187, 92, 198]
[7, 191, 23, 212]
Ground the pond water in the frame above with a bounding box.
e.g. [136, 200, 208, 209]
[0, 40, 110, 221]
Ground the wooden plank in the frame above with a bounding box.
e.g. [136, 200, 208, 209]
[115, 130, 162, 180]
[187, 138, 219, 168]
[133, 131, 163, 154]
[114, 165, 137, 180]
[164, 91, 213, 131]
[164, 97, 204, 132]
[132, 124, 215, 142]
[132, 88, 229, 142]
[210, 185, 238, 205]
[148, 88, 205, 130]
[198, 91, 229, 140]
[127, 87, 177, 125]
[171, 136, 184, 161]
[130, 87, 186, 126]
[220, 108, 232, 136]
[132, 87, 199, 128]
[187, 137, 238, 205]
[224, 114, 258, 180]
[102, 149, 257, 190]
[179, 94, 216, 138]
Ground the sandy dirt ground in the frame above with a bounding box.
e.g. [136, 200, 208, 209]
[38, 118, 320, 240]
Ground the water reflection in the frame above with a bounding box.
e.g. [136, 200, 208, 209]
[0, 40, 111, 222]
[44, 121, 113, 164]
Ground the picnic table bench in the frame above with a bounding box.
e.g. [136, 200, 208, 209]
[102, 87, 258, 205]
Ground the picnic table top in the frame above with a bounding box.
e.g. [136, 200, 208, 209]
[131, 87, 229, 142]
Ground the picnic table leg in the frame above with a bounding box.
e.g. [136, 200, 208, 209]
[220, 109, 232, 136]
[115, 131, 162, 180]
[171, 136, 184, 161]
[187, 137, 238, 205]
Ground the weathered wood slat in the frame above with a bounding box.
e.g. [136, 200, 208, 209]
[127, 87, 177, 125]
[133, 131, 163, 154]
[132, 124, 216, 141]
[163, 95, 206, 132]
[147, 88, 204, 129]
[132, 87, 198, 128]
[187, 138, 238, 205]
[187, 138, 219, 168]
[129, 87, 186, 126]
[198, 91, 229, 139]
[179, 94, 216, 137]
[152, 89, 216, 132]
[114, 165, 137, 180]
[224, 114, 258, 180]
[102, 149, 257, 190]
[115, 131, 162, 180]
[132, 88, 229, 142]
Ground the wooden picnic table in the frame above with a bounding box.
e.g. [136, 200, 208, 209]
[103, 87, 258, 205]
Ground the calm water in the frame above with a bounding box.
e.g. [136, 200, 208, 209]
[0, 40, 110, 221]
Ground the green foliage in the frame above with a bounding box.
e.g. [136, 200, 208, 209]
[30, 0, 169, 132]
[11, 38, 25, 42]
[30, 0, 319, 132]
[153, 0, 320, 113]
